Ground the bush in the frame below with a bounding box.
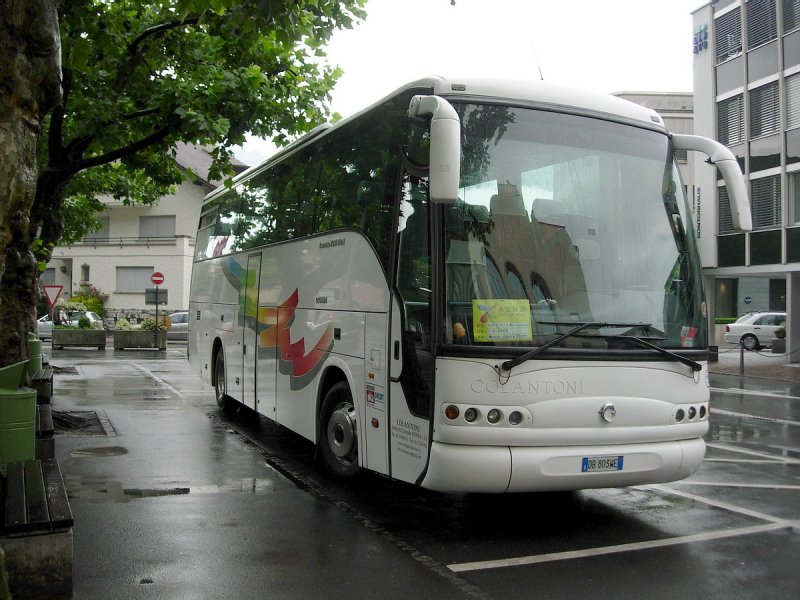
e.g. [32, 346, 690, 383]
[715, 317, 738, 325]
[77, 316, 91, 329]
[114, 318, 134, 331]
[72, 283, 108, 318]
[140, 317, 166, 332]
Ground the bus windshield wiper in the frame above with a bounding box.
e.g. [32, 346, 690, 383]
[612, 335, 702, 372]
[500, 322, 648, 372]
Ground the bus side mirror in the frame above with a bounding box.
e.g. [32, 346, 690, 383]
[408, 95, 461, 204]
[672, 134, 752, 232]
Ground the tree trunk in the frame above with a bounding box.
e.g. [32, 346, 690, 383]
[0, 0, 62, 367]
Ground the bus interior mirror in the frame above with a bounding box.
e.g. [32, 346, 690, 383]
[671, 134, 752, 232]
[408, 95, 461, 204]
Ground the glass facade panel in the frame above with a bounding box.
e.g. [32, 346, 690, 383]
[787, 226, 800, 261]
[718, 95, 745, 145]
[786, 128, 800, 164]
[784, 29, 800, 67]
[789, 171, 800, 223]
[749, 135, 781, 171]
[785, 0, 800, 32]
[747, 41, 779, 82]
[749, 81, 780, 137]
[718, 234, 746, 267]
[750, 175, 783, 229]
[719, 186, 734, 234]
[750, 229, 782, 264]
[716, 56, 744, 94]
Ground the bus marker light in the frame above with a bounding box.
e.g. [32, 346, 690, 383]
[445, 405, 460, 420]
[688, 406, 697, 420]
[676, 409, 685, 422]
[699, 405, 707, 419]
[487, 409, 501, 424]
[464, 408, 478, 422]
[371, 418, 379, 428]
[508, 411, 523, 426]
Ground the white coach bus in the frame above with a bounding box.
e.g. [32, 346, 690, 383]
[188, 76, 751, 493]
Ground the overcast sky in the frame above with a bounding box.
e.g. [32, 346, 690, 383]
[234, 0, 705, 165]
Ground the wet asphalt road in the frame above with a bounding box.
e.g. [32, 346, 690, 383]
[48, 344, 799, 599]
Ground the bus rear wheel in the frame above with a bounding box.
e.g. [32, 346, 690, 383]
[319, 382, 359, 479]
[214, 351, 230, 410]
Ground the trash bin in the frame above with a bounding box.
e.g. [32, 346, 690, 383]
[28, 332, 43, 375]
[0, 387, 36, 473]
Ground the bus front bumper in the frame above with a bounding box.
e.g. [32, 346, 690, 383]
[420, 438, 705, 493]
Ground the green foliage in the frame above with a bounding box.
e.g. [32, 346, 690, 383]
[114, 318, 134, 330]
[714, 317, 737, 325]
[77, 315, 92, 329]
[46, 0, 366, 243]
[140, 316, 166, 331]
[71, 283, 108, 317]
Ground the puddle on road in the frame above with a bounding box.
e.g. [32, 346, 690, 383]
[65, 477, 276, 503]
[70, 445, 129, 458]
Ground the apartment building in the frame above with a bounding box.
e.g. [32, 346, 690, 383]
[43, 143, 246, 324]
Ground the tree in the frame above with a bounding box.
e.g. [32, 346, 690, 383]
[0, 0, 365, 367]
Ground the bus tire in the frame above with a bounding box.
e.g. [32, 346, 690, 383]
[214, 350, 230, 410]
[319, 382, 360, 479]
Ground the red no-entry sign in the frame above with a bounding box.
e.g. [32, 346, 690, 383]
[151, 271, 164, 285]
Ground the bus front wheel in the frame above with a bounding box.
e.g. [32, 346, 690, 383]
[214, 351, 230, 410]
[319, 382, 360, 479]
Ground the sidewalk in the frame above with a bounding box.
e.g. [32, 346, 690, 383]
[709, 343, 799, 382]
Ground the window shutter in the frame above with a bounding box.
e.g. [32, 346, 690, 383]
[718, 95, 745, 145]
[750, 81, 780, 137]
[716, 8, 742, 63]
[787, 74, 800, 128]
[718, 186, 734, 234]
[747, 0, 778, 48]
[784, 0, 800, 32]
[750, 176, 782, 228]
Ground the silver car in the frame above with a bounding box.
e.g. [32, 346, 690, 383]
[37, 310, 104, 340]
[166, 311, 189, 341]
[723, 311, 786, 351]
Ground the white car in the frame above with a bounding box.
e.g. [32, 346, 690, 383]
[166, 311, 189, 341]
[723, 311, 786, 351]
[37, 310, 104, 339]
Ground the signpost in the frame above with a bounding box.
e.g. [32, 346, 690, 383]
[147, 272, 166, 347]
[42, 285, 64, 326]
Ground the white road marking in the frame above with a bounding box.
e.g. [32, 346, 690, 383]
[447, 523, 787, 572]
[711, 407, 800, 427]
[706, 442, 800, 464]
[710, 387, 799, 400]
[672, 481, 800, 491]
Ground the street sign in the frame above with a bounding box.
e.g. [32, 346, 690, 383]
[43, 285, 63, 307]
[145, 288, 168, 305]
[151, 271, 165, 285]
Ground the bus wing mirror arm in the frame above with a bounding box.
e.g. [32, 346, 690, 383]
[672, 134, 752, 232]
[409, 95, 461, 204]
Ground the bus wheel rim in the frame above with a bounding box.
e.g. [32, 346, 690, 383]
[327, 404, 356, 460]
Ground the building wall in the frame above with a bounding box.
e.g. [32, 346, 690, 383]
[48, 179, 205, 322]
[692, 0, 798, 361]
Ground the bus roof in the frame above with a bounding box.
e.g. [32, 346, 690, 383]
[206, 76, 667, 203]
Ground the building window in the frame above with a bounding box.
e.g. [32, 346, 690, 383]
[748, 0, 778, 48]
[716, 7, 743, 63]
[787, 74, 800, 129]
[80, 263, 90, 282]
[116, 267, 153, 292]
[718, 185, 735, 234]
[718, 95, 745, 145]
[750, 175, 782, 228]
[83, 216, 110, 243]
[789, 171, 800, 223]
[41, 268, 56, 286]
[139, 215, 176, 239]
[783, 0, 800, 32]
[750, 81, 780, 137]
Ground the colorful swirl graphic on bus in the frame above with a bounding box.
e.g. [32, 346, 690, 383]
[258, 289, 334, 387]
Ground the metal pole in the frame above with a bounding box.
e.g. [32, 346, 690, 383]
[739, 340, 744, 382]
[155, 286, 159, 348]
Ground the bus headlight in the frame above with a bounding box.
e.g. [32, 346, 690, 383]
[487, 408, 502, 424]
[464, 408, 478, 422]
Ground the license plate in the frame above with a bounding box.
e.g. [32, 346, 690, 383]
[581, 455, 624, 473]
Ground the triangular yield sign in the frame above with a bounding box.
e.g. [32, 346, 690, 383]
[43, 285, 63, 307]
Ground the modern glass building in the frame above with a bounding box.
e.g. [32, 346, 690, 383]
[692, 0, 798, 361]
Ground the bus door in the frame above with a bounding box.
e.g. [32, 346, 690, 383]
[241, 253, 261, 412]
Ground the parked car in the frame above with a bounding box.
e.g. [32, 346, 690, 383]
[723, 311, 787, 351]
[166, 311, 189, 341]
[37, 310, 104, 339]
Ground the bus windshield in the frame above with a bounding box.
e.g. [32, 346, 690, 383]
[443, 103, 705, 351]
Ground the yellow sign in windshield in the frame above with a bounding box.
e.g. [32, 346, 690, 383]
[472, 300, 532, 342]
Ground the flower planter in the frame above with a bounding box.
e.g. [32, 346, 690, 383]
[113, 330, 167, 350]
[51, 328, 106, 350]
[771, 338, 786, 354]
